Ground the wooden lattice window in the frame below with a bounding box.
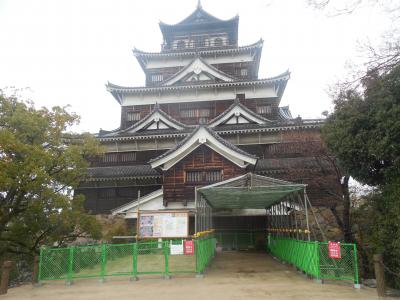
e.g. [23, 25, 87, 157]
[240, 68, 248, 76]
[99, 188, 116, 199]
[127, 111, 141, 122]
[151, 74, 163, 82]
[120, 152, 136, 162]
[102, 153, 118, 163]
[205, 170, 222, 183]
[186, 170, 203, 183]
[180, 108, 211, 118]
[213, 38, 223, 47]
[186, 170, 222, 183]
[256, 105, 272, 115]
[102, 152, 136, 163]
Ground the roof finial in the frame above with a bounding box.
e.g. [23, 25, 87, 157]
[197, 0, 202, 9]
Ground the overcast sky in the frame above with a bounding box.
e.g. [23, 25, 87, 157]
[0, 0, 391, 133]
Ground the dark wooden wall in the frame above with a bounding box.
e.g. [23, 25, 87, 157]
[78, 184, 161, 214]
[163, 145, 245, 206]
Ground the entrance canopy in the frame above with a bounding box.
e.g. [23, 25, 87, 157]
[197, 173, 306, 209]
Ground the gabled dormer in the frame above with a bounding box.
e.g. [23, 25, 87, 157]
[150, 125, 257, 170]
[122, 103, 188, 134]
[99, 103, 189, 137]
[208, 98, 272, 127]
[162, 56, 236, 86]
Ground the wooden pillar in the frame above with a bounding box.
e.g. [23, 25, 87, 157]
[373, 254, 385, 297]
[32, 256, 40, 285]
[0, 261, 13, 295]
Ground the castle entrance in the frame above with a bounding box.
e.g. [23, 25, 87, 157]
[195, 173, 360, 287]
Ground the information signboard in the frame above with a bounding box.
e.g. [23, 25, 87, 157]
[328, 241, 341, 259]
[138, 211, 189, 238]
[184, 240, 194, 255]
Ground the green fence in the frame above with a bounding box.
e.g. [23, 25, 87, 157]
[195, 237, 216, 273]
[39, 237, 216, 282]
[267, 236, 359, 284]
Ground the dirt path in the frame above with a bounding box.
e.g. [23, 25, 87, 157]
[3, 252, 387, 300]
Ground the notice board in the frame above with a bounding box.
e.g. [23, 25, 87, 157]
[138, 211, 189, 238]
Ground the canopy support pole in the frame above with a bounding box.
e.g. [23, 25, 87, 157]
[303, 190, 311, 241]
[305, 193, 327, 241]
[195, 187, 198, 234]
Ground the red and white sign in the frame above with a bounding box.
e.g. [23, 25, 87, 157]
[184, 240, 194, 255]
[328, 241, 341, 259]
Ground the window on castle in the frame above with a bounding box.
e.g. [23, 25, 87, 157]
[119, 152, 137, 162]
[176, 40, 186, 49]
[180, 108, 211, 119]
[240, 68, 248, 76]
[256, 105, 272, 115]
[186, 170, 222, 183]
[186, 170, 203, 183]
[99, 188, 116, 199]
[151, 74, 163, 82]
[127, 111, 141, 122]
[102, 153, 118, 163]
[213, 38, 223, 47]
[102, 152, 136, 163]
[198, 37, 209, 47]
[205, 170, 222, 183]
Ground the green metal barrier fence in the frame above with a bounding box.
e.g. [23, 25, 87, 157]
[195, 237, 216, 274]
[267, 236, 359, 284]
[39, 237, 216, 282]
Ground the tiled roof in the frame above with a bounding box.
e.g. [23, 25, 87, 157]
[132, 40, 263, 57]
[159, 3, 238, 28]
[86, 165, 160, 180]
[214, 119, 324, 134]
[106, 71, 290, 95]
[97, 120, 324, 142]
[99, 104, 190, 138]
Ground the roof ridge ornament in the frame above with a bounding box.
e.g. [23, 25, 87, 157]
[197, 0, 202, 9]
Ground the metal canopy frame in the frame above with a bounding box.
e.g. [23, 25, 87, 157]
[195, 173, 325, 241]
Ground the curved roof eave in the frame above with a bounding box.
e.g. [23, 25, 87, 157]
[132, 39, 263, 58]
[106, 70, 290, 95]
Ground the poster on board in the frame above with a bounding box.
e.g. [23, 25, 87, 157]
[138, 211, 189, 238]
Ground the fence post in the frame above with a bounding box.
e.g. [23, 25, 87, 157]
[314, 241, 322, 284]
[373, 254, 385, 297]
[164, 241, 170, 279]
[32, 255, 40, 286]
[100, 244, 106, 283]
[353, 244, 360, 289]
[38, 248, 43, 284]
[0, 261, 13, 295]
[66, 247, 74, 285]
[195, 239, 203, 278]
[131, 243, 138, 281]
